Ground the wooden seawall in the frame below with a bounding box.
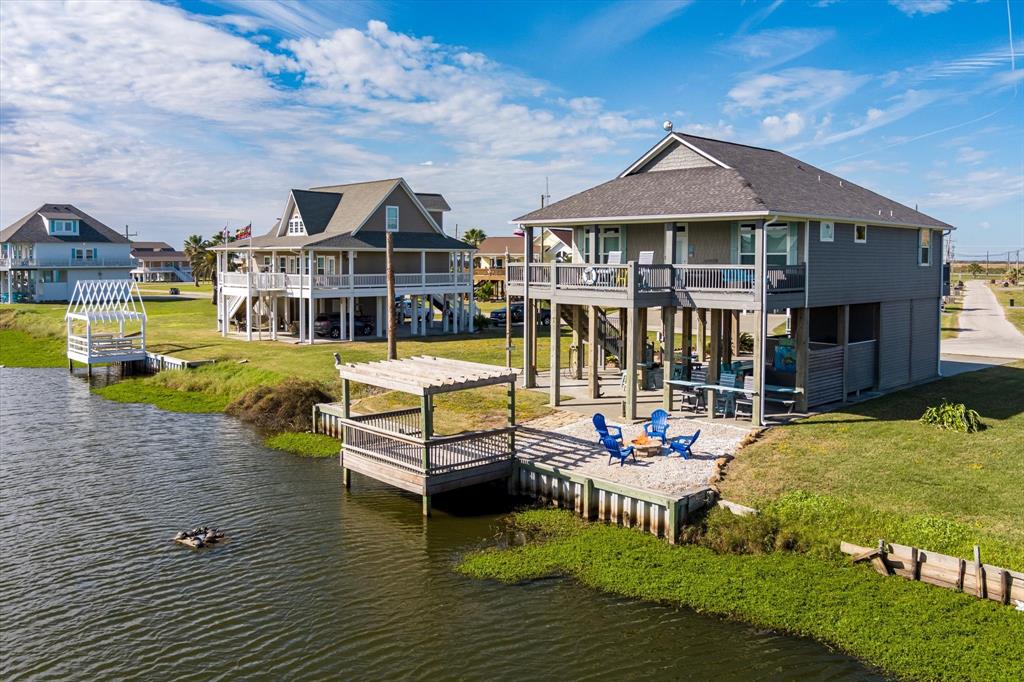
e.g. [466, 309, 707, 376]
[512, 460, 715, 544]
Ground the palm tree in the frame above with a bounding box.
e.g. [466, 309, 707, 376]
[462, 228, 486, 247]
[183, 234, 209, 286]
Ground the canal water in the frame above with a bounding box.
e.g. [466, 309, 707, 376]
[0, 368, 880, 680]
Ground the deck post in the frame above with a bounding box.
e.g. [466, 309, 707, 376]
[696, 308, 707, 363]
[752, 220, 767, 426]
[618, 307, 627, 369]
[522, 226, 535, 388]
[661, 305, 675, 409]
[667, 500, 679, 544]
[421, 394, 433, 517]
[732, 311, 741, 357]
[341, 379, 351, 418]
[722, 310, 733, 364]
[839, 304, 850, 402]
[681, 307, 693, 379]
[795, 307, 809, 412]
[572, 305, 583, 380]
[625, 306, 640, 421]
[707, 309, 721, 413]
[549, 302, 561, 406]
[588, 305, 600, 398]
[348, 293, 356, 341]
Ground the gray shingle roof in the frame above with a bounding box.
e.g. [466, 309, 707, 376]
[292, 189, 343, 236]
[515, 134, 951, 229]
[415, 193, 451, 212]
[1, 204, 129, 243]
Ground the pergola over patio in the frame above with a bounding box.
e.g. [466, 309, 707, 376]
[335, 355, 518, 515]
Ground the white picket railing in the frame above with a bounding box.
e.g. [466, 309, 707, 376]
[220, 271, 471, 291]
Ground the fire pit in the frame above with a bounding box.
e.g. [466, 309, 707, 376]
[629, 435, 663, 458]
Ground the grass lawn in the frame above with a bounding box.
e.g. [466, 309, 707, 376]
[264, 432, 340, 457]
[460, 510, 1024, 682]
[721, 361, 1024, 568]
[0, 299, 561, 428]
[940, 299, 963, 339]
[987, 282, 1024, 334]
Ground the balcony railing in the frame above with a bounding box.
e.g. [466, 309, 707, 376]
[507, 262, 806, 297]
[220, 271, 472, 291]
[1, 257, 137, 269]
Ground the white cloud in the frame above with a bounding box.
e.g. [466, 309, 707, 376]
[0, 2, 656, 243]
[720, 28, 835, 70]
[807, 89, 943, 147]
[564, 0, 692, 54]
[760, 112, 806, 141]
[956, 146, 990, 164]
[889, 1, 954, 17]
[677, 121, 737, 140]
[727, 68, 868, 112]
[925, 168, 1024, 209]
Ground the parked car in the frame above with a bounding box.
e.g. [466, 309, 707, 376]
[395, 298, 412, 321]
[314, 314, 375, 338]
[489, 303, 550, 325]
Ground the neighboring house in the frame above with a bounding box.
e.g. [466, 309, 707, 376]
[131, 241, 194, 283]
[214, 178, 475, 342]
[510, 132, 950, 423]
[473, 229, 573, 297]
[1, 204, 134, 303]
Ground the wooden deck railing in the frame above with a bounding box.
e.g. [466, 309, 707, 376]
[507, 262, 805, 296]
[339, 416, 515, 476]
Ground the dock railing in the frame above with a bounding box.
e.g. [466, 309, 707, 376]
[337, 414, 515, 476]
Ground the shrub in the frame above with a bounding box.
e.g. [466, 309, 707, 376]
[920, 399, 984, 433]
[226, 378, 333, 433]
[738, 332, 754, 353]
[475, 281, 495, 301]
[473, 312, 491, 330]
[679, 507, 802, 555]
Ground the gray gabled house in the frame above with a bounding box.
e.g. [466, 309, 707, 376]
[509, 132, 951, 423]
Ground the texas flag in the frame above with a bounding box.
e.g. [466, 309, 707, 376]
[235, 223, 252, 240]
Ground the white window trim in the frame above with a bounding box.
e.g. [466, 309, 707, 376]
[918, 228, 932, 266]
[820, 221, 834, 242]
[854, 224, 867, 243]
[739, 222, 792, 265]
[386, 205, 400, 232]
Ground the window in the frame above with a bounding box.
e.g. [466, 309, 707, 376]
[918, 229, 931, 266]
[854, 224, 867, 243]
[49, 219, 79, 235]
[316, 256, 325, 275]
[287, 212, 305, 235]
[738, 223, 792, 266]
[71, 248, 95, 260]
[599, 226, 620, 263]
[819, 221, 834, 242]
[386, 205, 399, 232]
[263, 256, 271, 269]
[279, 257, 286, 273]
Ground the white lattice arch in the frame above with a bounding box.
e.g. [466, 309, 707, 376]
[66, 280, 148, 365]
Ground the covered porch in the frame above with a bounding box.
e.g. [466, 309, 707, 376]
[334, 356, 519, 515]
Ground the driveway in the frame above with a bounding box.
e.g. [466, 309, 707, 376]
[942, 280, 1024, 360]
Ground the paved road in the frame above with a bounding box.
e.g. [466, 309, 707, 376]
[942, 280, 1024, 360]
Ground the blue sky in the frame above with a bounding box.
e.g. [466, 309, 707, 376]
[1, 0, 1020, 257]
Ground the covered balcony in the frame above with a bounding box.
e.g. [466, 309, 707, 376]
[506, 261, 806, 310]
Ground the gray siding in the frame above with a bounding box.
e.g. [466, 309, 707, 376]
[910, 297, 939, 382]
[362, 187, 436, 233]
[688, 221, 732, 264]
[807, 222, 941, 307]
[879, 299, 911, 389]
[807, 344, 844, 407]
[846, 340, 877, 392]
[624, 223, 665, 262]
[638, 141, 715, 172]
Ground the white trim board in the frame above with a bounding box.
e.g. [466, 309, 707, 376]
[618, 132, 731, 177]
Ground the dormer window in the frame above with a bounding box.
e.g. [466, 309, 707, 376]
[287, 215, 305, 235]
[49, 219, 79, 235]
[386, 205, 399, 232]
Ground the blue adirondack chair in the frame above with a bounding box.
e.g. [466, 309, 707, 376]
[593, 413, 623, 444]
[601, 435, 636, 466]
[643, 408, 670, 444]
[668, 429, 701, 459]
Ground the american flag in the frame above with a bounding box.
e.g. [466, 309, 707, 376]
[235, 223, 252, 240]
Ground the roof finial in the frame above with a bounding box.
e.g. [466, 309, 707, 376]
[662, 120, 673, 133]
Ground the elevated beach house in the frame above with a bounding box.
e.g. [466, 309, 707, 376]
[214, 178, 476, 341]
[1, 204, 134, 303]
[474, 229, 573, 299]
[130, 241, 194, 284]
[510, 132, 951, 423]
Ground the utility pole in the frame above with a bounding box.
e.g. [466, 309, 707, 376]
[123, 224, 138, 241]
[386, 231, 397, 360]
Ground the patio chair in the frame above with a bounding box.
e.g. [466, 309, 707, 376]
[602, 435, 636, 466]
[735, 376, 755, 419]
[643, 408, 670, 444]
[592, 413, 623, 444]
[714, 371, 738, 417]
[679, 368, 707, 413]
[668, 429, 701, 459]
